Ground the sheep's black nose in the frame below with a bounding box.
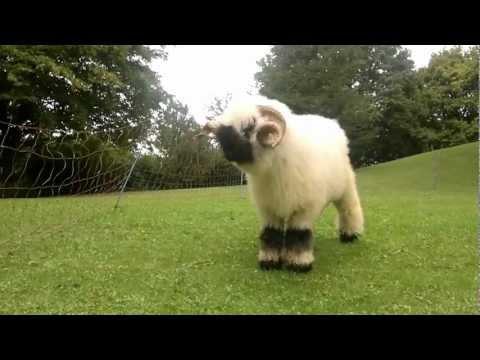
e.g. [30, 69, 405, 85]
[216, 125, 254, 164]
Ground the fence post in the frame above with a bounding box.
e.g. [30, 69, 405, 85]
[114, 156, 138, 209]
[241, 171, 247, 197]
[431, 144, 438, 191]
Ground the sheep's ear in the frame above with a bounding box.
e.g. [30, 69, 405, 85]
[256, 105, 286, 148]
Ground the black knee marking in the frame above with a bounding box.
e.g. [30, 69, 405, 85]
[285, 228, 313, 251]
[259, 226, 284, 270]
[284, 228, 313, 273]
[340, 232, 360, 243]
[260, 226, 284, 249]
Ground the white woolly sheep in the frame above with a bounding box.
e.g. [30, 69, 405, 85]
[200, 96, 364, 272]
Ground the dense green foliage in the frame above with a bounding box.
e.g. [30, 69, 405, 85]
[0, 45, 166, 196]
[255, 45, 479, 166]
[0, 46, 238, 196]
[1, 142, 476, 314]
[413, 47, 479, 150]
[0, 45, 166, 146]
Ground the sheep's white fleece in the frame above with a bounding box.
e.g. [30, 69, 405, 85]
[220, 96, 363, 234]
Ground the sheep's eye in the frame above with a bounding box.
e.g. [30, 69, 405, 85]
[242, 119, 256, 138]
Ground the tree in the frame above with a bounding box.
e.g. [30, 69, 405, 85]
[206, 93, 232, 118]
[0, 45, 170, 195]
[129, 94, 240, 190]
[413, 46, 479, 150]
[255, 45, 416, 166]
[373, 71, 426, 160]
[0, 45, 168, 149]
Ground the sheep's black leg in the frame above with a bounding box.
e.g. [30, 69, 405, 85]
[283, 228, 314, 273]
[340, 232, 360, 243]
[334, 178, 364, 243]
[258, 226, 284, 270]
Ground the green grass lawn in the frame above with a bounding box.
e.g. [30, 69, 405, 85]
[0, 142, 478, 314]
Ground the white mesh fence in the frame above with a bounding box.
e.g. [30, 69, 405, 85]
[0, 120, 246, 206]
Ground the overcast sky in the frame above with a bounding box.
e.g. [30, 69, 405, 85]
[150, 45, 459, 124]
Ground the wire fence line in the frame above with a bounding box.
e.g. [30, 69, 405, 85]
[0, 120, 132, 198]
[0, 120, 246, 204]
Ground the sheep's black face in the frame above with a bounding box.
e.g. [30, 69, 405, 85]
[216, 125, 254, 164]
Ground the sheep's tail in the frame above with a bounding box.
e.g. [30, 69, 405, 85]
[334, 169, 364, 236]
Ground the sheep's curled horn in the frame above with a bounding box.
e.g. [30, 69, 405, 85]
[255, 105, 287, 148]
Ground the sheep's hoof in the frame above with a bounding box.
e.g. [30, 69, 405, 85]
[259, 260, 282, 270]
[285, 263, 313, 273]
[340, 232, 359, 243]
